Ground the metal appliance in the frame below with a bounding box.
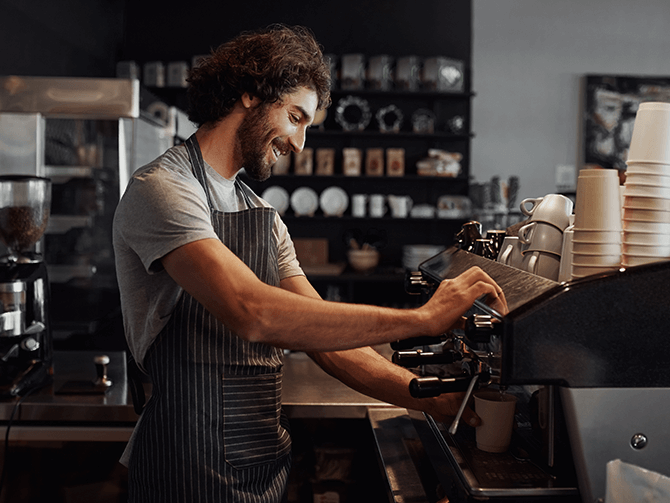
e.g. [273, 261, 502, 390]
[0, 76, 195, 347]
[0, 175, 52, 397]
[397, 239, 670, 503]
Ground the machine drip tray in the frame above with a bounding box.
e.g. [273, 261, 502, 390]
[448, 425, 565, 490]
[412, 412, 580, 501]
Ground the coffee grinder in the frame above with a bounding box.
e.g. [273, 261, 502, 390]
[0, 176, 53, 398]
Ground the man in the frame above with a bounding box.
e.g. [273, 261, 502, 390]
[113, 24, 507, 503]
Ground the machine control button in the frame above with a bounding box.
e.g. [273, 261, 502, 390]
[631, 433, 648, 450]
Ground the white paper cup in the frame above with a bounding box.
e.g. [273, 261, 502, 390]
[623, 207, 670, 223]
[572, 241, 622, 255]
[572, 263, 620, 278]
[623, 219, 670, 233]
[624, 172, 670, 187]
[623, 254, 669, 267]
[572, 251, 621, 266]
[474, 390, 517, 453]
[622, 242, 670, 257]
[623, 195, 670, 211]
[625, 161, 670, 175]
[623, 183, 670, 199]
[573, 228, 622, 243]
[574, 169, 622, 231]
[626, 102, 670, 164]
[623, 231, 670, 246]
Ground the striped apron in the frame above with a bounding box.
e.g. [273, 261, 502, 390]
[127, 135, 291, 502]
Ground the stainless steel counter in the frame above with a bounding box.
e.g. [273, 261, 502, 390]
[0, 349, 396, 441]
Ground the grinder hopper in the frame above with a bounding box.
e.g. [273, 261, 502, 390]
[0, 176, 51, 262]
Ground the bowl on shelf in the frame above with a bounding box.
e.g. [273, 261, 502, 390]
[347, 248, 380, 272]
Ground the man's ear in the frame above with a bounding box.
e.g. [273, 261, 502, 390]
[240, 93, 261, 109]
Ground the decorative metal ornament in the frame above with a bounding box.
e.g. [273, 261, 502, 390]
[335, 95, 371, 132]
[376, 104, 404, 133]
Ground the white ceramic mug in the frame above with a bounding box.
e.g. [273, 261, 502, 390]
[369, 194, 386, 218]
[497, 236, 525, 269]
[352, 194, 368, 217]
[518, 221, 564, 255]
[520, 194, 574, 231]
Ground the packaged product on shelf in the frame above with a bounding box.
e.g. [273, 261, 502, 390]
[315, 148, 335, 176]
[294, 148, 313, 175]
[386, 148, 405, 177]
[365, 148, 384, 176]
[342, 148, 362, 176]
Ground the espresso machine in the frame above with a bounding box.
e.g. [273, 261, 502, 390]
[396, 230, 670, 503]
[0, 175, 53, 398]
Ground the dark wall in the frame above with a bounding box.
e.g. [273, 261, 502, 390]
[0, 1, 471, 81]
[121, 1, 471, 73]
[0, 0, 125, 77]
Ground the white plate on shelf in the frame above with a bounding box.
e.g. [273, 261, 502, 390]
[320, 186, 349, 217]
[290, 187, 319, 217]
[261, 186, 290, 215]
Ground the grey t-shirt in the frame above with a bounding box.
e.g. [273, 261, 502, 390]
[112, 143, 303, 368]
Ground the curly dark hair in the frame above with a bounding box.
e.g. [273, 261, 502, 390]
[186, 24, 332, 127]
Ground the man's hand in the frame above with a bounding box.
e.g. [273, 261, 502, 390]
[425, 391, 481, 427]
[419, 266, 508, 336]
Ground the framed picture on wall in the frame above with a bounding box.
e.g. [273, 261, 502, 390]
[584, 74, 670, 170]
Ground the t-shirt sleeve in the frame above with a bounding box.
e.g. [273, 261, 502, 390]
[274, 213, 304, 280]
[116, 165, 218, 274]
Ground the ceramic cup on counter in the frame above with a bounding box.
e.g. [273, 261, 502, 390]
[518, 220, 565, 256]
[497, 236, 525, 269]
[522, 250, 561, 281]
[520, 193, 574, 231]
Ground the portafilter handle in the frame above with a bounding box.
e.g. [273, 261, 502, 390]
[390, 334, 447, 351]
[392, 348, 462, 367]
[409, 369, 490, 398]
[404, 270, 436, 295]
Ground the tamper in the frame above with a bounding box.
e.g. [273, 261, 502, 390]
[94, 355, 113, 388]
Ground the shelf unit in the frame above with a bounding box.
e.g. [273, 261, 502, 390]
[240, 87, 475, 304]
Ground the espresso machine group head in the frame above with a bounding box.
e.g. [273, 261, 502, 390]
[0, 176, 53, 398]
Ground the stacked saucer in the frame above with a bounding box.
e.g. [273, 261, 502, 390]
[571, 169, 622, 279]
[622, 102, 670, 267]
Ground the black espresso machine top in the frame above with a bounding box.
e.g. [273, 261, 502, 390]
[418, 246, 670, 388]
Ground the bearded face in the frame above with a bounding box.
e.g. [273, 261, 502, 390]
[236, 101, 290, 182]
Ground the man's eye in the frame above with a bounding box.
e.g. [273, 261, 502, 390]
[290, 115, 300, 124]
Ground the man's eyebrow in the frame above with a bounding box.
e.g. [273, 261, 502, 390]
[294, 105, 313, 124]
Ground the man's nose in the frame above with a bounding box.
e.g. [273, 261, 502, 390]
[288, 126, 307, 153]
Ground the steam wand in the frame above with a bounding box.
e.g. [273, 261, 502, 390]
[448, 373, 479, 435]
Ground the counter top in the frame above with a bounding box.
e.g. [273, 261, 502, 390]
[0, 348, 397, 441]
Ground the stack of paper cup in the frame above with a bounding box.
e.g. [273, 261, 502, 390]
[622, 102, 670, 266]
[572, 168, 622, 278]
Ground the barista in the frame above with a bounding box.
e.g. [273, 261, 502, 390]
[112, 24, 507, 503]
